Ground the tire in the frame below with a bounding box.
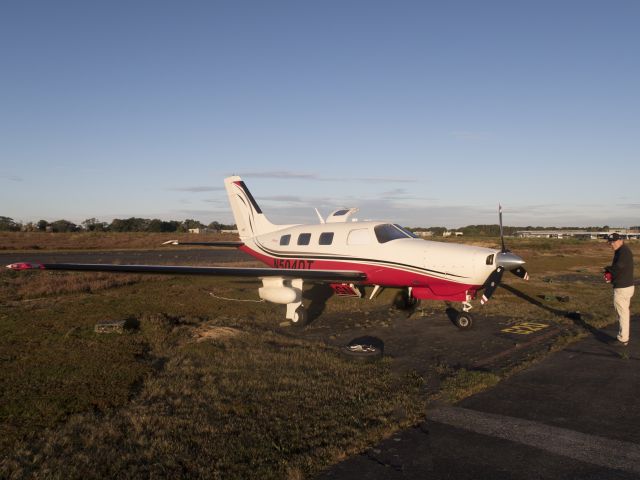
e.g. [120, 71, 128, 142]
[454, 312, 473, 330]
[291, 306, 307, 327]
[340, 336, 384, 363]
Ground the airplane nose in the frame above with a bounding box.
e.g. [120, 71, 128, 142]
[496, 251, 525, 271]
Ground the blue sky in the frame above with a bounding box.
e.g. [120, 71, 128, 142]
[1, 0, 639, 228]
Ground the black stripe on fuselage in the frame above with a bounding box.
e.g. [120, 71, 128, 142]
[249, 240, 468, 280]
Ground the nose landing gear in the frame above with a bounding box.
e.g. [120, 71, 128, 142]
[455, 294, 474, 330]
[454, 311, 474, 330]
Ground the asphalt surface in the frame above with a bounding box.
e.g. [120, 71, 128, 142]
[318, 321, 640, 480]
[295, 295, 570, 380]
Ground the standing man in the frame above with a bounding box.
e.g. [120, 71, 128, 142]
[604, 233, 635, 345]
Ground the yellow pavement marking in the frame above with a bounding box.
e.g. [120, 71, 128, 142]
[501, 322, 550, 335]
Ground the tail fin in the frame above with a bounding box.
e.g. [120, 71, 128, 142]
[224, 176, 280, 240]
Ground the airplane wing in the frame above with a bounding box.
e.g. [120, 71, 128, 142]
[161, 240, 244, 247]
[6, 262, 366, 282]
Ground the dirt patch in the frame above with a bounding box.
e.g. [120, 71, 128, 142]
[194, 324, 243, 342]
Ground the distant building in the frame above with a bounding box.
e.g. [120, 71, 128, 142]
[515, 229, 640, 239]
[443, 231, 463, 237]
[415, 231, 433, 238]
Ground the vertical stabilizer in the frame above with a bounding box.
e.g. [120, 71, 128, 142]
[224, 176, 279, 240]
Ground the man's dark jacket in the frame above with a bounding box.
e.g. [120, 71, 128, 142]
[606, 244, 635, 288]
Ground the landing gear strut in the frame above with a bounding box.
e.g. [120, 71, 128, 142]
[455, 293, 474, 330]
[284, 278, 307, 327]
[393, 288, 420, 310]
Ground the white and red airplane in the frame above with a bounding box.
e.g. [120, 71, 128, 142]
[6, 176, 528, 329]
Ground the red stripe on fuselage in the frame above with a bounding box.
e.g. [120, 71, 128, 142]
[239, 245, 480, 301]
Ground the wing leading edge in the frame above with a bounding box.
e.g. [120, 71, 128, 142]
[161, 240, 244, 247]
[6, 262, 366, 282]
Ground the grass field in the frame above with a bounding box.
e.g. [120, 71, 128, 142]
[1, 233, 637, 478]
[0, 231, 238, 251]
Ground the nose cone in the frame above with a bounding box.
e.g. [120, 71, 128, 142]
[496, 252, 526, 271]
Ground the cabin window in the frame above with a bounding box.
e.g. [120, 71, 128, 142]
[280, 234, 291, 246]
[374, 224, 415, 243]
[319, 232, 334, 245]
[347, 228, 370, 245]
[297, 233, 311, 245]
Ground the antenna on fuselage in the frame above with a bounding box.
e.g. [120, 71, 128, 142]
[315, 208, 325, 224]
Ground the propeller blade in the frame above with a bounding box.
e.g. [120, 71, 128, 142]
[481, 266, 505, 305]
[511, 266, 529, 281]
[498, 204, 506, 253]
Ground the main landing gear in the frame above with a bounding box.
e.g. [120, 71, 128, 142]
[288, 305, 307, 326]
[393, 288, 421, 310]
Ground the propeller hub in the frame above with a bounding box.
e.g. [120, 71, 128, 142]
[496, 252, 525, 271]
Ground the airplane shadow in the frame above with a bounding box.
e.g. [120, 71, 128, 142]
[303, 284, 335, 325]
[500, 284, 616, 345]
[444, 307, 459, 325]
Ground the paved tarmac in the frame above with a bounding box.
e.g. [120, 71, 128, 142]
[318, 320, 640, 479]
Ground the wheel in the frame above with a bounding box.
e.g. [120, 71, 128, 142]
[340, 336, 384, 363]
[454, 312, 473, 330]
[291, 306, 307, 327]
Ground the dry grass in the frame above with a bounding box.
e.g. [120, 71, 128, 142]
[433, 369, 501, 403]
[0, 275, 424, 479]
[0, 231, 239, 251]
[1, 270, 150, 301]
[3, 324, 422, 479]
[193, 324, 243, 342]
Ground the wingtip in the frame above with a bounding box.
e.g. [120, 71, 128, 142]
[6, 262, 43, 271]
[162, 240, 179, 245]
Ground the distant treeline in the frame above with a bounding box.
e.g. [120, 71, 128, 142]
[2, 215, 635, 234]
[0, 216, 236, 233]
[409, 224, 638, 236]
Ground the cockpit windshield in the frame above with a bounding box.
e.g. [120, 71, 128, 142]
[393, 224, 418, 238]
[374, 224, 418, 243]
